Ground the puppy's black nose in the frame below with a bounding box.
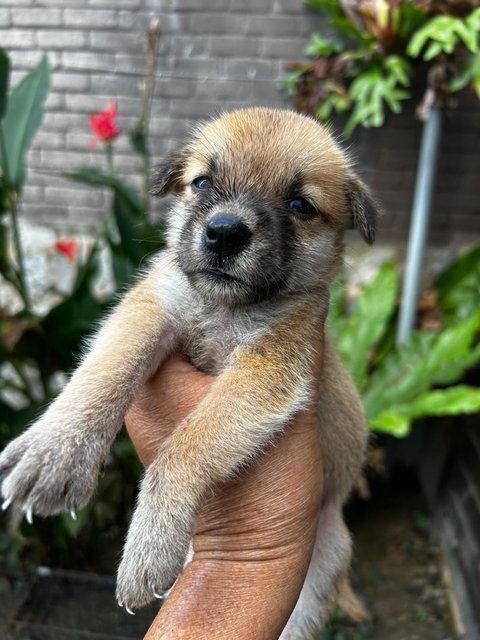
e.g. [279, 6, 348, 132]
[204, 214, 252, 258]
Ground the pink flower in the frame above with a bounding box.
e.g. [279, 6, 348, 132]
[54, 239, 78, 261]
[89, 101, 120, 144]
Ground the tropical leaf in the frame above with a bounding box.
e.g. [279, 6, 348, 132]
[435, 245, 480, 321]
[1, 55, 50, 190]
[337, 261, 398, 390]
[364, 309, 480, 421]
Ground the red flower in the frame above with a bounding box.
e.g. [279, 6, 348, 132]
[54, 239, 78, 261]
[89, 101, 119, 143]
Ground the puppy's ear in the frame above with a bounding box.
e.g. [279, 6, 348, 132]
[151, 146, 188, 197]
[345, 173, 379, 244]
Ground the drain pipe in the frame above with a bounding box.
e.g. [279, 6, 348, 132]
[396, 107, 443, 345]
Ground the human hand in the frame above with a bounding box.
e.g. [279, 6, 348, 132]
[125, 346, 323, 640]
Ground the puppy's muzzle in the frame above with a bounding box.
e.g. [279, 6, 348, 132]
[204, 214, 252, 259]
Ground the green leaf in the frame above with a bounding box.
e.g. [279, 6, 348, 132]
[364, 310, 480, 421]
[435, 246, 480, 322]
[130, 122, 148, 158]
[369, 410, 411, 438]
[113, 190, 145, 264]
[0, 48, 10, 119]
[407, 14, 478, 61]
[1, 55, 50, 190]
[407, 385, 480, 418]
[337, 261, 398, 390]
[305, 33, 341, 58]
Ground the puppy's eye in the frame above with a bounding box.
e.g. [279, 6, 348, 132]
[192, 176, 212, 190]
[287, 197, 317, 219]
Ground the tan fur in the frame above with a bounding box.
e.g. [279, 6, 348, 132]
[0, 108, 376, 636]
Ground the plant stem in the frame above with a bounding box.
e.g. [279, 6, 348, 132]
[0, 125, 31, 312]
[105, 142, 114, 175]
[9, 192, 31, 312]
[10, 359, 35, 403]
[142, 17, 161, 219]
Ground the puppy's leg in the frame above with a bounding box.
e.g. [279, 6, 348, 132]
[280, 501, 352, 640]
[116, 306, 320, 609]
[0, 271, 176, 520]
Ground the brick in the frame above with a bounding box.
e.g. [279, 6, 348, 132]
[63, 9, 117, 28]
[273, 0, 303, 13]
[208, 36, 261, 58]
[36, 29, 87, 49]
[11, 8, 61, 26]
[196, 79, 252, 100]
[114, 54, 148, 74]
[171, 57, 224, 78]
[186, 13, 248, 35]
[0, 8, 9, 26]
[244, 15, 299, 36]
[170, 35, 209, 58]
[44, 92, 65, 110]
[62, 51, 116, 71]
[261, 36, 306, 59]
[52, 71, 90, 92]
[90, 31, 145, 53]
[45, 186, 107, 209]
[65, 93, 142, 116]
[9, 50, 61, 70]
[149, 117, 193, 138]
[88, 0, 142, 7]
[32, 131, 65, 150]
[231, 0, 271, 12]
[90, 73, 139, 95]
[42, 112, 90, 132]
[0, 28, 34, 48]
[154, 77, 194, 99]
[170, 0, 231, 10]
[225, 59, 277, 81]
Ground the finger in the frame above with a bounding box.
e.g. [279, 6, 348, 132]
[125, 355, 214, 466]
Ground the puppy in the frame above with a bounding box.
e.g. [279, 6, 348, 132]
[0, 108, 376, 638]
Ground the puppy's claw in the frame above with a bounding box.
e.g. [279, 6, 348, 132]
[125, 605, 135, 616]
[25, 506, 33, 524]
[1, 497, 12, 511]
[153, 591, 164, 600]
[118, 601, 123, 608]
[70, 510, 77, 520]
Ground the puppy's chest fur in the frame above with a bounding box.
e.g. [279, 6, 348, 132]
[155, 255, 287, 374]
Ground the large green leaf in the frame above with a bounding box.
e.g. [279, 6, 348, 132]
[369, 386, 480, 437]
[1, 55, 50, 190]
[364, 309, 480, 420]
[337, 261, 398, 390]
[0, 48, 9, 119]
[435, 246, 480, 322]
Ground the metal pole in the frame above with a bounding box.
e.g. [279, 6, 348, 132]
[396, 107, 443, 345]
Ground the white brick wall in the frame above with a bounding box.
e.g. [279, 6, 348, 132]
[0, 0, 479, 242]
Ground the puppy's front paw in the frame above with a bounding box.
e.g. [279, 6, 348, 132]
[0, 415, 108, 519]
[116, 479, 192, 611]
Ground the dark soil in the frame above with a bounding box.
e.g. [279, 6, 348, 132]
[325, 475, 461, 640]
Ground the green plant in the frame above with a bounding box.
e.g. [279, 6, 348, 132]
[288, 1, 480, 134]
[328, 248, 480, 437]
[0, 31, 164, 569]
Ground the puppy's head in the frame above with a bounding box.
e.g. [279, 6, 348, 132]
[153, 108, 378, 306]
